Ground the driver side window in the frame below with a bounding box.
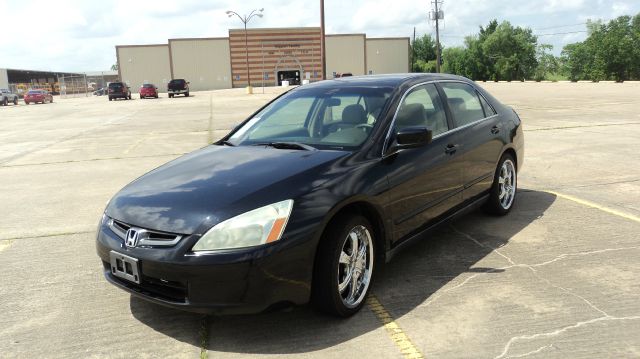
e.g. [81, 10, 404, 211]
[395, 84, 448, 136]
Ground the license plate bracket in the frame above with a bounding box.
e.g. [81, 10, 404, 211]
[109, 251, 141, 284]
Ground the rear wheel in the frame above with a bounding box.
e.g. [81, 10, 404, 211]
[2, 97, 7, 106]
[185, 92, 190, 97]
[312, 215, 376, 317]
[13, 97, 18, 105]
[485, 153, 517, 215]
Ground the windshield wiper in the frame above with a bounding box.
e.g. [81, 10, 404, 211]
[220, 140, 235, 146]
[253, 142, 316, 151]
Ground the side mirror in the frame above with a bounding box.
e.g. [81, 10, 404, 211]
[391, 126, 432, 152]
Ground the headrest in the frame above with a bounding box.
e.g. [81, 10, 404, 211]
[342, 104, 367, 124]
[396, 103, 426, 127]
[448, 98, 466, 111]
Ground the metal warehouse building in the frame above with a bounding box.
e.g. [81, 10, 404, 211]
[116, 27, 409, 91]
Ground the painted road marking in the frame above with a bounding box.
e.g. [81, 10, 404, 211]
[547, 190, 640, 224]
[367, 295, 424, 359]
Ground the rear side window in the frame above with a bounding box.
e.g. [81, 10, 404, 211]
[395, 84, 448, 136]
[440, 82, 485, 127]
[478, 93, 497, 116]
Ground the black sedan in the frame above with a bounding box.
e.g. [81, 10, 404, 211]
[97, 74, 524, 317]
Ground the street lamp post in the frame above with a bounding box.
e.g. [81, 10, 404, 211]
[226, 8, 264, 93]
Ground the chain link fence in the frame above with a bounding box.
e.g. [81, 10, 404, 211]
[58, 74, 90, 98]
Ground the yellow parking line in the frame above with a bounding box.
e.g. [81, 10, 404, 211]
[547, 190, 640, 223]
[367, 295, 424, 359]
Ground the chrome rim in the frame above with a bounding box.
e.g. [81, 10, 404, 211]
[337, 225, 374, 308]
[498, 159, 517, 209]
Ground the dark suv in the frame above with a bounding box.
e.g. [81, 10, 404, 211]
[108, 82, 132, 101]
[168, 79, 189, 98]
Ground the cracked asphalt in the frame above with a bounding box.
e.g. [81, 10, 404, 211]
[1, 82, 639, 358]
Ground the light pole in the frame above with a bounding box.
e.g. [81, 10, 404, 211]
[226, 8, 264, 92]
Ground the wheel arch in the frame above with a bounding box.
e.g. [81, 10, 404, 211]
[313, 197, 390, 268]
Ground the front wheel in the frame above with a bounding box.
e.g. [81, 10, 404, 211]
[485, 153, 517, 215]
[2, 98, 7, 106]
[13, 97, 18, 105]
[185, 92, 189, 97]
[312, 215, 376, 317]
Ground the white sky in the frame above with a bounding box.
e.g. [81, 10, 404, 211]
[0, 0, 638, 72]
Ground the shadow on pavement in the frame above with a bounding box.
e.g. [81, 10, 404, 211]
[130, 189, 556, 354]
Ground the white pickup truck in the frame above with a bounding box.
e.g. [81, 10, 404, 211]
[0, 88, 19, 106]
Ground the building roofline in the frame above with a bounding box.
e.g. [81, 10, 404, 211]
[116, 44, 169, 49]
[169, 37, 229, 42]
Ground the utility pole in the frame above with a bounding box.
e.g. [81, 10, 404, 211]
[412, 27, 416, 72]
[432, 0, 442, 73]
[320, 0, 326, 80]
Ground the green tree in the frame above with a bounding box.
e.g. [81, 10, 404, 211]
[411, 34, 437, 72]
[111, 63, 119, 71]
[561, 13, 640, 81]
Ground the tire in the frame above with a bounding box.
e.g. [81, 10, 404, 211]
[25, 101, 30, 105]
[108, 97, 112, 101]
[140, 95, 144, 99]
[155, 94, 158, 99]
[13, 97, 18, 105]
[312, 215, 376, 317]
[185, 92, 190, 97]
[2, 97, 7, 106]
[485, 153, 517, 215]
[169, 94, 173, 98]
[50, 97, 53, 103]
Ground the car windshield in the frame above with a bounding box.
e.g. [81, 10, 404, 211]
[142, 84, 154, 88]
[169, 80, 185, 85]
[228, 86, 393, 150]
[109, 83, 123, 89]
[28, 90, 43, 94]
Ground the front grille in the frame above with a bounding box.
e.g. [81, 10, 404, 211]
[108, 218, 183, 247]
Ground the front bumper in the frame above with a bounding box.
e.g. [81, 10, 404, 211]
[96, 223, 314, 314]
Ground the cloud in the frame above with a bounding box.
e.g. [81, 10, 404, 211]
[0, 0, 639, 71]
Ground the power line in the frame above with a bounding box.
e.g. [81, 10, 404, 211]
[533, 22, 587, 31]
[535, 30, 588, 36]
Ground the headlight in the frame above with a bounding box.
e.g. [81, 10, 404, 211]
[192, 199, 294, 251]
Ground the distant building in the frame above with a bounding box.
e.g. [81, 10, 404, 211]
[0, 68, 117, 96]
[116, 27, 410, 91]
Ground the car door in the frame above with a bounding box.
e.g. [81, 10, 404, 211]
[439, 82, 504, 201]
[384, 83, 465, 243]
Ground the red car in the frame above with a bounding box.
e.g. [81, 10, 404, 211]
[24, 90, 53, 104]
[139, 84, 159, 99]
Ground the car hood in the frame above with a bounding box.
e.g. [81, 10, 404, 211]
[105, 145, 349, 234]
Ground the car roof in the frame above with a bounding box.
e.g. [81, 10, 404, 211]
[301, 73, 472, 89]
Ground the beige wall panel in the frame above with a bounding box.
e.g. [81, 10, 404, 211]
[366, 38, 410, 75]
[325, 35, 365, 77]
[118, 45, 171, 92]
[170, 39, 232, 91]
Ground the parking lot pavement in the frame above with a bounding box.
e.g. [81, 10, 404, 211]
[0, 83, 639, 358]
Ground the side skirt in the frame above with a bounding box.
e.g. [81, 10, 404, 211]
[385, 194, 489, 263]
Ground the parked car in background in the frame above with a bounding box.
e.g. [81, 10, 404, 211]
[139, 84, 159, 99]
[108, 82, 132, 101]
[0, 88, 19, 106]
[168, 79, 189, 98]
[97, 74, 524, 317]
[93, 88, 106, 96]
[24, 90, 53, 104]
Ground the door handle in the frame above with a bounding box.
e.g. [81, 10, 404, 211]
[491, 125, 501, 134]
[444, 144, 458, 155]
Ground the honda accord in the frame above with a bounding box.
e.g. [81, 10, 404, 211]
[96, 74, 524, 317]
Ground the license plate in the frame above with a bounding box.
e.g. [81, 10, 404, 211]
[109, 251, 140, 284]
